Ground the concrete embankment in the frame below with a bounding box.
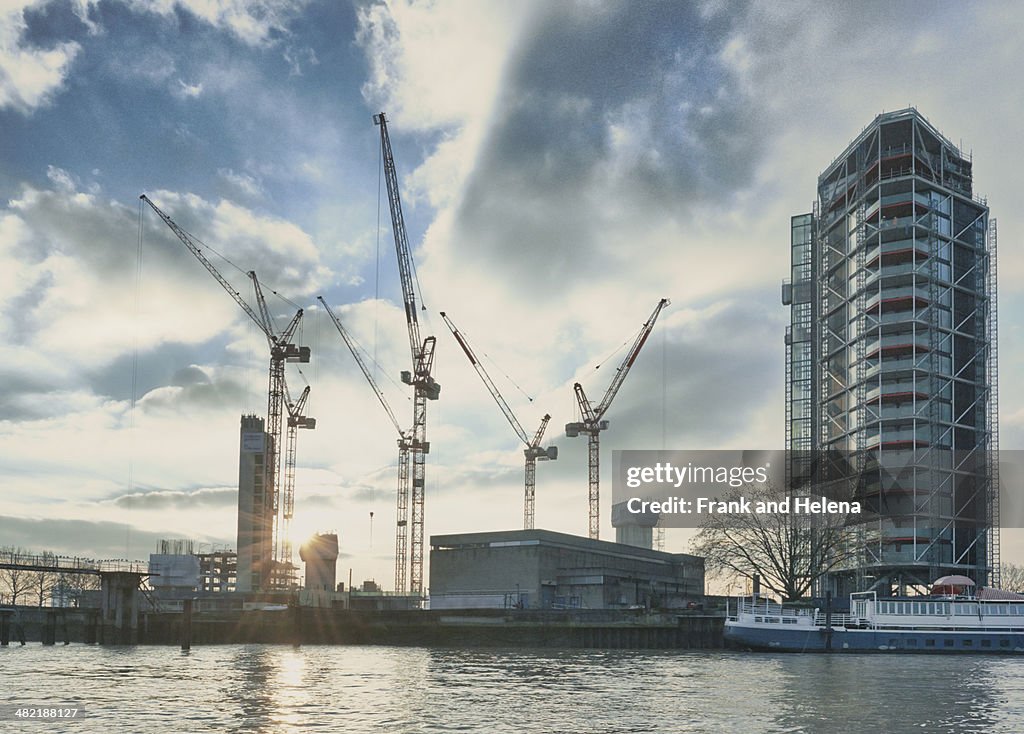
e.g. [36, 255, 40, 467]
[141, 608, 724, 649]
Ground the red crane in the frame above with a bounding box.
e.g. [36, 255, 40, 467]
[374, 112, 440, 596]
[440, 311, 557, 529]
[140, 195, 310, 590]
[318, 296, 412, 594]
[566, 298, 670, 539]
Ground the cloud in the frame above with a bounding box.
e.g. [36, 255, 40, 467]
[0, 515, 178, 559]
[175, 78, 203, 98]
[127, 0, 311, 47]
[143, 189, 331, 294]
[110, 486, 237, 510]
[0, 2, 81, 113]
[217, 168, 263, 198]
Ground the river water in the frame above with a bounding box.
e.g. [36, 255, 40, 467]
[3, 645, 1023, 733]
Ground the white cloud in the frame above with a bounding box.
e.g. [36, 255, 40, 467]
[175, 78, 203, 98]
[217, 167, 262, 198]
[129, 0, 310, 47]
[0, 2, 80, 113]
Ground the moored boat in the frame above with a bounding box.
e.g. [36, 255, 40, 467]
[725, 577, 1024, 653]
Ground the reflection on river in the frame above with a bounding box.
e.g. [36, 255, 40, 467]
[4, 644, 1024, 732]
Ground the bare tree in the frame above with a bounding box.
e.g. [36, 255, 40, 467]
[690, 483, 859, 602]
[1002, 563, 1024, 592]
[0, 546, 33, 605]
[31, 551, 58, 607]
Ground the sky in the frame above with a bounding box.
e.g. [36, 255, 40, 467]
[2, 0, 1024, 589]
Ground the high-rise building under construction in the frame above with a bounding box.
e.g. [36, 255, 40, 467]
[784, 108, 999, 595]
[237, 414, 273, 592]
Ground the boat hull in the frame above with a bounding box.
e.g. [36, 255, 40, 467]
[724, 622, 1024, 653]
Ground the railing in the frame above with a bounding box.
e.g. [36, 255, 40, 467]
[0, 554, 148, 575]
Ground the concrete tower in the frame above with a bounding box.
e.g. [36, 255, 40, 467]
[784, 108, 999, 595]
[236, 414, 274, 593]
[300, 533, 339, 592]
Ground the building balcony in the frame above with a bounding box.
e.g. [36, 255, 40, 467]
[864, 334, 930, 359]
[865, 385, 928, 404]
[865, 434, 930, 451]
[863, 358, 927, 380]
[865, 240, 929, 267]
[865, 286, 931, 314]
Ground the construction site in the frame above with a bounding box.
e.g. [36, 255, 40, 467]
[0, 112, 710, 648]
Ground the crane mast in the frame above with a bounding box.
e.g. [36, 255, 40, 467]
[566, 298, 669, 539]
[318, 296, 413, 593]
[440, 312, 557, 529]
[374, 112, 440, 596]
[140, 195, 311, 591]
[281, 382, 315, 585]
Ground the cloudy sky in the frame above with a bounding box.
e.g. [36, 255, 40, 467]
[2, 0, 1023, 587]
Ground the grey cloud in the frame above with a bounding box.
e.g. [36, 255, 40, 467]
[552, 288, 784, 455]
[171, 365, 211, 387]
[451, 1, 763, 294]
[110, 486, 237, 510]
[137, 372, 248, 413]
[350, 485, 387, 504]
[0, 515, 184, 559]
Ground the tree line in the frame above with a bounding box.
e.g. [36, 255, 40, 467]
[0, 546, 101, 607]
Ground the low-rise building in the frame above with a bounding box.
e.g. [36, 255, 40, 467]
[429, 529, 704, 610]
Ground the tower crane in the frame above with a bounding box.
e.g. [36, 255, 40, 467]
[440, 312, 557, 529]
[374, 112, 441, 596]
[140, 195, 310, 590]
[318, 296, 412, 594]
[566, 298, 669, 540]
[280, 380, 315, 586]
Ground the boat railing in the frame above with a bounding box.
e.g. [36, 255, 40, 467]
[734, 597, 811, 618]
[812, 611, 859, 627]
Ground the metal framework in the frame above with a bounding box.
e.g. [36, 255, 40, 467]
[440, 312, 557, 529]
[566, 298, 669, 539]
[374, 112, 440, 596]
[317, 296, 412, 594]
[280, 381, 315, 584]
[140, 195, 310, 591]
[788, 109, 999, 595]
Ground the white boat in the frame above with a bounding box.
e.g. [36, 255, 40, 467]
[724, 576, 1024, 653]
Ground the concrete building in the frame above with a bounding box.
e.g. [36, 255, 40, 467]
[611, 500, 658, 550]
[197, 549, 236, 593]
[148, 554, 200, 594]
[784, 108, 999, 594]
[429, 529, 704, 610]
[300, 533, 339, 591]
[236, 414, 274, 592]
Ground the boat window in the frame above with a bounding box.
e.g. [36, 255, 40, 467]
[944, 639, 954, 647]
[755, 616, 763, 622]
[907, 638, 917, 646]
[1000, 640, 1010, 648]
[925, 639, 935, 647]
[981, 639, 991, 647]
[963, 639, 973, 647]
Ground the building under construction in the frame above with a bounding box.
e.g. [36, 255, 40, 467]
[236, 414, 273, 593]
[784, 108, 999, 595]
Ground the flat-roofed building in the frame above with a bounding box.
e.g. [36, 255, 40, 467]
[429, 529, 703, 610]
